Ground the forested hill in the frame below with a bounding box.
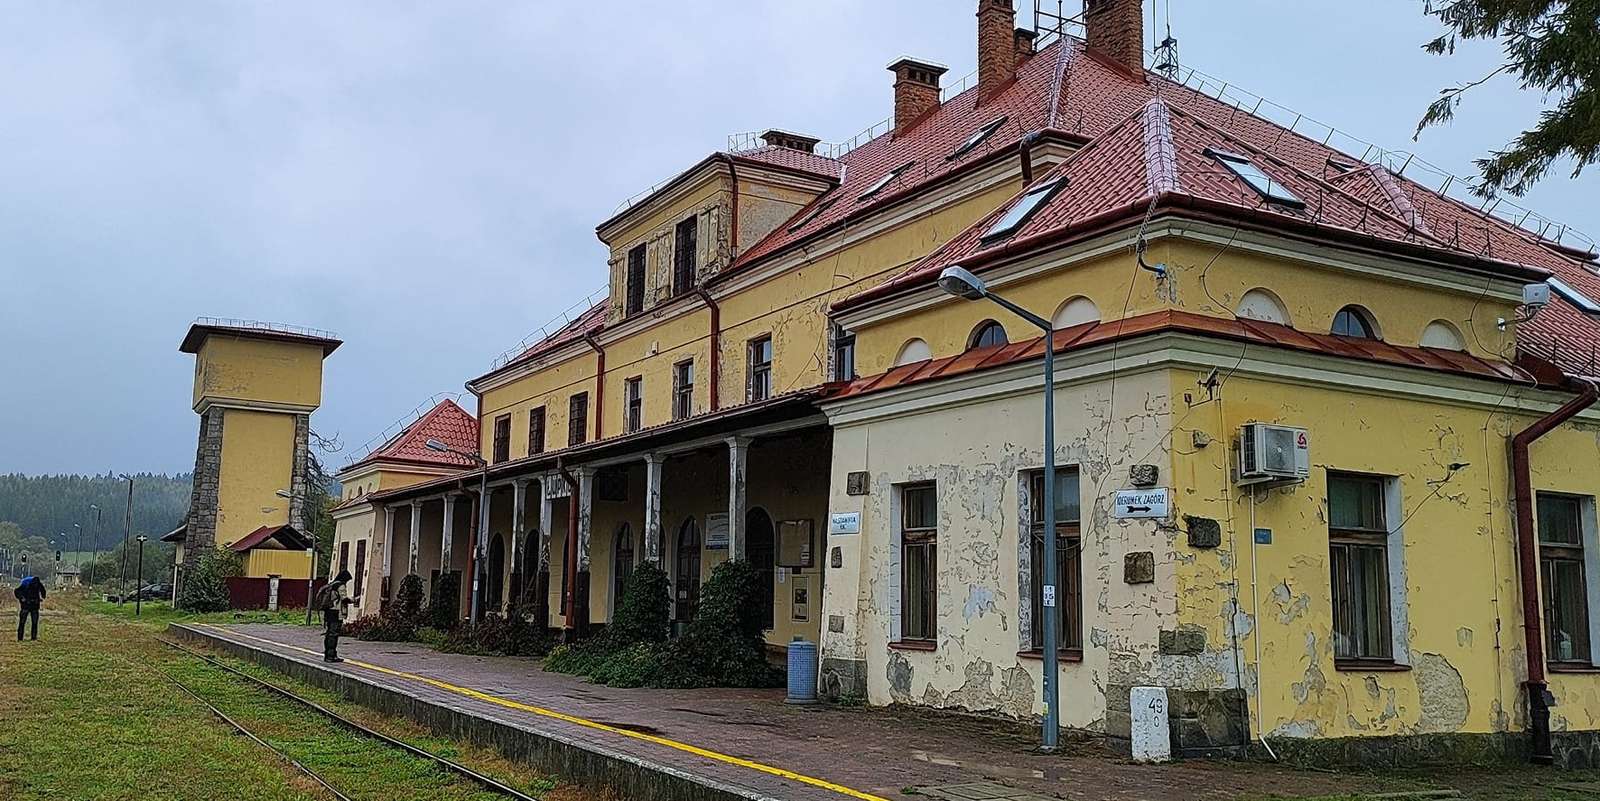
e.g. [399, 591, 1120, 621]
[0, 472, 192, 548]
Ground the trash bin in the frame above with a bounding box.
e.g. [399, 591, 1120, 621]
[786, 637, 819, 705]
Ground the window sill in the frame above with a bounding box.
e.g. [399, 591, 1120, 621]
[1017, 648, 1084, 664]
[888, 640, 937, 653]
[1335, 659, 1411, 673]
[1547, 663, 1600, 675]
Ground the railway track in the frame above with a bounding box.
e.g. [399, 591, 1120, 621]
[157, 637, 540, 801]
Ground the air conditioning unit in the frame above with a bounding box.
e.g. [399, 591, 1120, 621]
[1237, 423, 1310, 483]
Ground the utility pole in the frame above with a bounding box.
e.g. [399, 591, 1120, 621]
[135, 535, 148, 616]
[118, 474, 134, 605]
[87, 504, 101, 585]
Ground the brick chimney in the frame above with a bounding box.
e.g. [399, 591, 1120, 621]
[1085, 0, 1145, 74]
[888, 58, 947, 136]
[1014, 27, 1038, 70]
[977, 0, 1017, 100]
[760, 129, 822, 153]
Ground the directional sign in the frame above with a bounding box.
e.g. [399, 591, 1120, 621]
[1113, 488, 1171, 520]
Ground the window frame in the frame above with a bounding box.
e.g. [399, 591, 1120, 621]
[673, 216, 698, 297]
[1024, 468, 1083, 657]
[948, 116, 1008, 161]
[672, 359, 694, 422]
[1327, 471, 1396, 666]
[1538, 492, 1595, 667]
[1206, 148, 1306, 209]
[898, 482, 939, 645]
[858, 161, 916, 202]
[981, 178, 1065, 243]
[1332, 306, 1379, 340]
[491, 414, 511, 464]
[747, 335, 773, 403]
[527, 406, 546, 456]
[567, 393, 589, 447]
[832, 325, 856, 382]
[625, 243, 647, 316]
[968, 319, 1009, 350]
[623, 376, 643, 434]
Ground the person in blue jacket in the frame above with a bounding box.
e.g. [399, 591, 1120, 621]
[14, 575, 46, 641]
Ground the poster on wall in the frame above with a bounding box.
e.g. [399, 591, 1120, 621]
[705, 513, 729, 550]
[778, 519, 814, 568]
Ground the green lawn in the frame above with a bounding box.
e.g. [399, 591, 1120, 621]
[0, 593, 603, 800]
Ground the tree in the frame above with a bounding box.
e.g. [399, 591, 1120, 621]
[1415, 1, 1600, 196]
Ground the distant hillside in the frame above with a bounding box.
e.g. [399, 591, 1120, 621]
[0, 472, 192, 548]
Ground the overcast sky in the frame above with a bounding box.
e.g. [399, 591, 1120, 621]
[1, 1, 1593, 477]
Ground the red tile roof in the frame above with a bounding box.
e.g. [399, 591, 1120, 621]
[735, 146, 845, 181]
[828, 309, 1528, 402]
[229, 524, 312, 553]
[345, 398, 479, 472]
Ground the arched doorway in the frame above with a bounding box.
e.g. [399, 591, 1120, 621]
[675, 517, 701, 621]
[747, 508, 776, 631]
[612, 522, 634, 609]
[486, 533, 506, 615]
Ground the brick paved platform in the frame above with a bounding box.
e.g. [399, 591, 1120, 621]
[171, 623, 1379, 801]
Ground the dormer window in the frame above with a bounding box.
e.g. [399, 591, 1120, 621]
[1208, 149, 1305, 209]
[949, 117, 1008, 161]
[981, 178, 1065, 243]
[1550, 277, 1600, 315]
[859, 161, 916, 202]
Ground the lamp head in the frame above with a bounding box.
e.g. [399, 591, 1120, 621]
[275, 489, 293, 499]
[937, 265, 987, 301]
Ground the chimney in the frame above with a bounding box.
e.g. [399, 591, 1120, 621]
[760, 129, 822, 153]
[1085, 0, 1145, 74]
[977, 0, 1017, 100]
[888, 58, 948, 136]
[1014, 27, 1038, 70]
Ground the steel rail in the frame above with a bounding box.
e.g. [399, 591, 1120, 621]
[159, 637, 539, 801]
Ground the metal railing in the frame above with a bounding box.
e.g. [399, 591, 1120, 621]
[191, 317, 339, 341]
[342, 391, 473, 468]
[489, 285, 609, 371]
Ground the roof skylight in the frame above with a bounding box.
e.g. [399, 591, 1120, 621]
[858, 161, 916, 201]
[1208, 149, 1305, 209]
[948, 117, 1008, 161]
[1549, 277, 1600, 315]
[787, 195, 840, 232]
[980, 178, 1066, 243]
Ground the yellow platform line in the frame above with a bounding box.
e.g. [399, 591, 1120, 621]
[190, 624, 887, 801]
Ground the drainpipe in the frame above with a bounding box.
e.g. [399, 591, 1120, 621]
[558, 460, 582, 640]
[695, 287, 722, 411]
[1512, 377, 1598, 764]
[583, 335, 605, 442]
[1018, 130, 1041, 184]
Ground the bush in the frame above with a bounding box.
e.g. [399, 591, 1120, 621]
[441, 613, 550, 657]
[426, 572, 461, 631]
[347, 614, 416, 643]
[603, 563, 670, 647]
[178, 547, 243, 612]
[655, 560, 780, 689]
[588, 641, 665, 688]
[393, 574, 425, 625]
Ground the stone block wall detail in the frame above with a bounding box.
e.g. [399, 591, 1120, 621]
[289, 413, 310, 531]
[183, 407, 225, 565]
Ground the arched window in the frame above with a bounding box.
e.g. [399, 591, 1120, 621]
[612, 522, 634, 608]
[1421, 320, 1466, 351]
[1052, 296, 1100, 329]
[968, 320, 1008, 349]
[675, 517, 701, 621]
[895, 338, 932, 366]
[1331, 306, 1380, 340]
[1236, 289, 1291, 326]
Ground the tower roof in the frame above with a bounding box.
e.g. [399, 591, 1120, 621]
[180, 318, 342, 356]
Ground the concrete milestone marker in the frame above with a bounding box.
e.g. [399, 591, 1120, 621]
[1130, 686, 1172, 763]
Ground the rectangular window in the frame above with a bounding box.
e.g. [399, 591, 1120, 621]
[832, 326, 856, 382]
[625, 244, 647, 316]
[353, 539, 367, 598]
[981, 178, 1065, 243]
[1540, 493, 1592, 665]
[1328, 472, 1393, 663]
[568, 393, 588, 446]
[673, 216, 697, 296]
[624, 376, 643, 434]
[338, 541, 350, 576]
[527, 406, 546, 456]
[492, 414, 511, 464]
[1028, 469, 1082, 653]
[748, 335, 773, 402]
[900, 483, 938, 643]
[673, 359, 694, 421]
[1207, 149, 1306, 208]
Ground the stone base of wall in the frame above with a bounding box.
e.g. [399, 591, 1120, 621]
[1261, 729, 1600, 770]
[818, 657, 867, 702]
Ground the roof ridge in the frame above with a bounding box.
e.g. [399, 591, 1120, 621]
[1140, 98, 1180, 196]
[1363, 164, 1432, 238]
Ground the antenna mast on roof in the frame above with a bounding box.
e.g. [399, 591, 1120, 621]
[1152, 0, 1180, 79]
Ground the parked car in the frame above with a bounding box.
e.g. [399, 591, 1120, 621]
[107, 583, 171, 603]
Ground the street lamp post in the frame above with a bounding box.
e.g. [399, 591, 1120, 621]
[118, 474, 135, 605]
[426, 439, 488, 626]
[938, 265, 1062, 751]
[88, 504, 101, 585]
[72, 524, 82, 574]
[134, 535, 148, 616]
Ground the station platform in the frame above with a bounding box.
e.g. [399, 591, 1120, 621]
[170, 623, 1370, 801]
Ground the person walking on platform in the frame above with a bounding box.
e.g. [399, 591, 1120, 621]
[313, 570, 355, 662]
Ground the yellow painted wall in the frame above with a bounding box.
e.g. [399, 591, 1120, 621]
[1169, 368, 1600, 739]
[193, 335, 325, 411]
[479, 347, 602, 459]
[244, 548, 313, 580]
[215, 409, 295, 548]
